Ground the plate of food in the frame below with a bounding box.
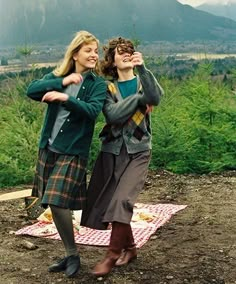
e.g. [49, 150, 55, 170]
[132, 210, 158, 223]
[31, 224, 58, 237]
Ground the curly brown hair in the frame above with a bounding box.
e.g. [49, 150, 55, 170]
[100, 37, 135, 79]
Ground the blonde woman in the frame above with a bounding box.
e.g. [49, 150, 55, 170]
[26, 30, 106, 278]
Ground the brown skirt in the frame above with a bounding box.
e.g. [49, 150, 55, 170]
[81, 144, 151, 230]
[32, 148, 87, 210]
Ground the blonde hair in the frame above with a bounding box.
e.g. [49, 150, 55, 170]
[53, 30, 99, 77]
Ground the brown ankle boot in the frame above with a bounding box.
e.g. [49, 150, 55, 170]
[115, 224, 137, 266]
[92, 222, 128, 276]
[92, 251, 119, 276]
[115, 246, 137, 266]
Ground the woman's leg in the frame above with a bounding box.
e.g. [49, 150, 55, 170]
[92, 222, 130, 276]
[115, 224, 137, 266]
[49, 205, 80, 278]
[50, 205, 77, 256]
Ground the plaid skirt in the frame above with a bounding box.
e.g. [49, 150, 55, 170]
[32, 148, 87, 210]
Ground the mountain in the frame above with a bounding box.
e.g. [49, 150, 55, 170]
[1, 0, 236, 47]
[196, 3, 236, 21]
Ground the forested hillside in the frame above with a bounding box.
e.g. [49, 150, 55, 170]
[1, 0, 236, 46]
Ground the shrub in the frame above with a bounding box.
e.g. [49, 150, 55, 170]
[0, 73, 45, 187]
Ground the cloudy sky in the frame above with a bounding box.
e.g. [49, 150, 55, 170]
[178, 0, 236, 7]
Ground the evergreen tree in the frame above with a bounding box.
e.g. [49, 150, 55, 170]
[151, 63, 236, 173]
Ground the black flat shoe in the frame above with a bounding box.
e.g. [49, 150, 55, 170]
[48, 256, 68, 272]
[65, 255, 81, 278]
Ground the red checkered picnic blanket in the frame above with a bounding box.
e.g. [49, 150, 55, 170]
[15, 203, 187, 248]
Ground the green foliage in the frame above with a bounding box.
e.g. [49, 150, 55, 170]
[16, 45, 34, 68]
[0, 73, 45, 187]
[16, 45, 34, 57]
[151, 63, 236, 173]
[146, 55, 236, 81]
[0, 66, 54, 82]
[1, 63, 236, 187]
[88, 114, 105, 172]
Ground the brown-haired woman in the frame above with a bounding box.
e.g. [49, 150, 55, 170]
[81, 37, 164, 276]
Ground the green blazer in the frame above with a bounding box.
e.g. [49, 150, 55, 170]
[27, 71, 106, 159]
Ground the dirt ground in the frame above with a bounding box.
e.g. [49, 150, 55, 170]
[0, 170, 236, 284]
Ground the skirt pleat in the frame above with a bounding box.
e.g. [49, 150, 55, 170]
[32, 148, 87, 210]
[81, 144, 151, 230]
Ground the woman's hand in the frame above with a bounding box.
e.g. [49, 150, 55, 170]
[131, 52, 144, 67]
[42, 91, 69, 103]
[145, 104, 153, 113]
[62, 73, 83, 86]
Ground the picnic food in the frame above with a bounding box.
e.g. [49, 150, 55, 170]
[32, 224, 57, 237]
[132, 211, 156, 222]
[37, 208, 53, 223]
[139, 212, 156, 222]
